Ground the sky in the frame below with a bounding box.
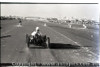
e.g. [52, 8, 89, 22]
[1, 4, 99, 22]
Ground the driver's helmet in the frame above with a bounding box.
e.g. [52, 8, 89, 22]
[36, 27, 40, 31]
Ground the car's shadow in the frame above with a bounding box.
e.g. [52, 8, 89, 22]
[49, 43, 80, 49]
[29, 43, 81, 49]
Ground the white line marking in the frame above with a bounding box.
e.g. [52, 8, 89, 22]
[46, 26, 98, 56]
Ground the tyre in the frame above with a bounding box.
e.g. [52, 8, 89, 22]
[26, 34, 30, 48]
[46, 37, 50, 48]
[26, 34, 28, 43]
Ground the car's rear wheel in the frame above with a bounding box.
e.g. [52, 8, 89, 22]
[26, 34, 30, 48]
[46, 37, 50, 48]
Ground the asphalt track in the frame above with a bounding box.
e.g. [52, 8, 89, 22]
[1, 20, 99, 65]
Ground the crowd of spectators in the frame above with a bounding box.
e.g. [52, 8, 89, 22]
[47, 18, 98, 25]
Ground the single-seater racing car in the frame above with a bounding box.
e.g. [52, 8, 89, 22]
[26, 34, 50, 48]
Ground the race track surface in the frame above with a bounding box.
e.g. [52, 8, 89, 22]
[1, 20, 99, 65]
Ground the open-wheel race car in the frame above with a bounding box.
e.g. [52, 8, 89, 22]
[26, 34, 50, 48]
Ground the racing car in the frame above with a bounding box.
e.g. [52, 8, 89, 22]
[26, 34, 50, 48]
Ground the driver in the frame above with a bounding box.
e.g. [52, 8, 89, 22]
[30, 27, 42, 40]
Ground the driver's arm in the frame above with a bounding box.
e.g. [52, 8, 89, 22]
[31, 32, 36, 39]
[31, 31, 36, 36]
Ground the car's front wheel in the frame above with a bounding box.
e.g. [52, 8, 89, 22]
[46, 37, 50, 48]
